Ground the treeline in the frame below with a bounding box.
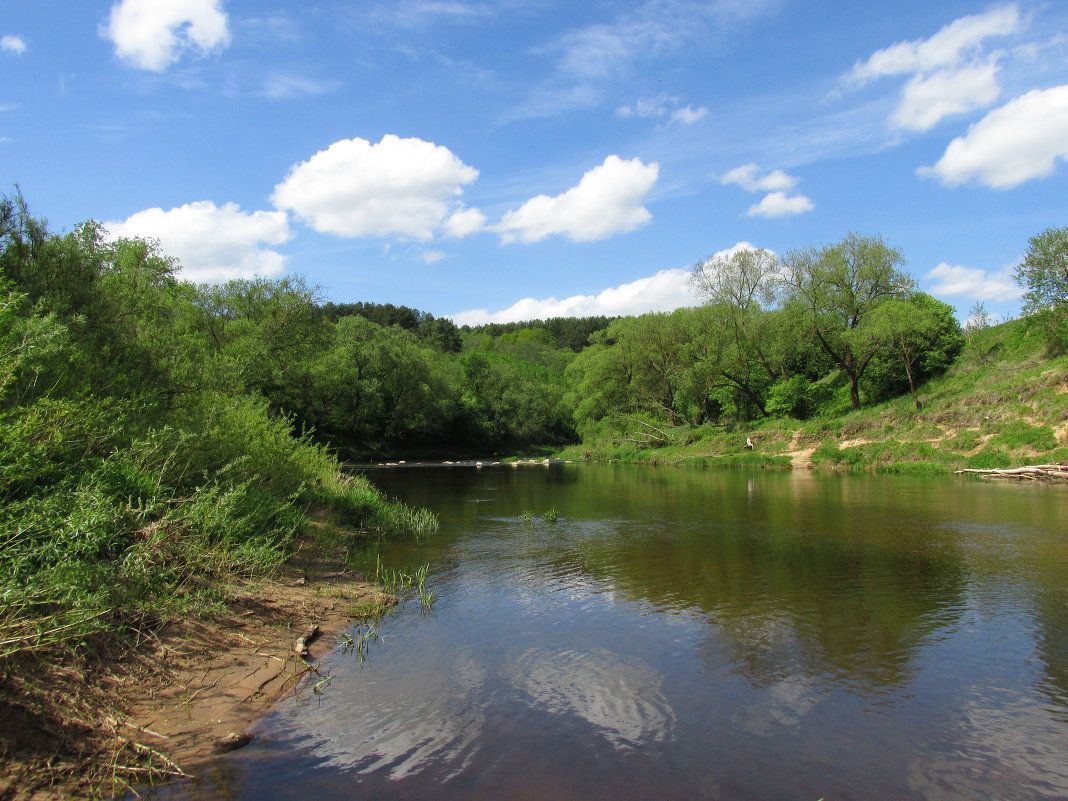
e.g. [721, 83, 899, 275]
[566, 234, 965, 443]
[461, 315, 616, 352]
[275, 237, 968, 457]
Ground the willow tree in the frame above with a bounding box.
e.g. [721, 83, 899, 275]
[783, 233, 913, 409]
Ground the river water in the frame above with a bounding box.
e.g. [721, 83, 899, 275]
[151, 463, 1068, 800]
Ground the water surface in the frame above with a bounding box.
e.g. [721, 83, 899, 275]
[153, 464, 1068, 800]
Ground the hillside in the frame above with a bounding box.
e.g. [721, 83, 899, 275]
[558, 317, 1068, 474]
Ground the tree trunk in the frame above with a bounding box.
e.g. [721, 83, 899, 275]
[848, 372, 861, 409]
[904, 361, 921, 410]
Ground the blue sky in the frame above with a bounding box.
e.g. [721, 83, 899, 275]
[3, 1, 1068, 324]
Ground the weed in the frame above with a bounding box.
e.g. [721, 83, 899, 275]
[543, 509, 559, 522]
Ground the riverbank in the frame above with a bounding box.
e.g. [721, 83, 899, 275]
[556, 320, 1068, 474]
[0, 549, 396, 801]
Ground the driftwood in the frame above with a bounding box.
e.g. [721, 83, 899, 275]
[955, 464, 1068, 481]
[293, 624, 320, 659]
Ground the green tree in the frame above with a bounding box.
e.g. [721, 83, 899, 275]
[864, 294, 962, 409]
[783, 233, 914, 409]
[1015, 225, 1068, 348]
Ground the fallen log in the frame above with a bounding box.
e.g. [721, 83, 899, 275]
[955, 464, 1068, 481]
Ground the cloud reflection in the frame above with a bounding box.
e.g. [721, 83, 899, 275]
[505, 646, 675, 749]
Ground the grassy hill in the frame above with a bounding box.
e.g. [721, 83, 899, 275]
[557, 318, 1068, 474]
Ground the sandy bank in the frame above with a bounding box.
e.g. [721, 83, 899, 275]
[0, 559, 394, 800]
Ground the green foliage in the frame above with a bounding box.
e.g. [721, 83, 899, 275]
[459, 333, 575, 446]
[462, 315, 615, 351]
[1016, 225, 1068, 351]
[318, 300, 462, 353]
[966, 449, 1011, 469]
[783, 233, 914, 409]
[0, 195, 437, 682]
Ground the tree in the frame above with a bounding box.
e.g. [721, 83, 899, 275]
[1015, 225, 1068, 348]
[782, 233, 914, 409]
[864, 294, 962, 409]
[690, 247, 780, 313]
[690, 248, 792, 419]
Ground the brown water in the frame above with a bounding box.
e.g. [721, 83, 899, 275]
[147, 464, 1068, 800]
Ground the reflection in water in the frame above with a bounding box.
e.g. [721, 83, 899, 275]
[307, 649, 489, 780]
[504, 647, 674, 749]
[142, 465, 1068, 801]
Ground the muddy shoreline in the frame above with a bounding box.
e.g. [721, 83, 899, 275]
[0, 559, 394, 801]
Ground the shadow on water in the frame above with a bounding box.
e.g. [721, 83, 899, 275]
[138, 464, 1068, 801]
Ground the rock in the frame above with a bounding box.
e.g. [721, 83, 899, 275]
[212, 731, 253, 754]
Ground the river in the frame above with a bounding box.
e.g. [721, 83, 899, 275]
[149, 463, 1068, 800]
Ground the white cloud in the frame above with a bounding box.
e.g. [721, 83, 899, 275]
[359, 1, 490, 30]
[616, 96, 671, 119]
[848, 5, 1022, 83]
[512, 0, 774, 120]
[891, 61, 1002, 131]
[105, 201, 293, 283]
[720, 163, 798, 193]
[745, 192, 814, 218]
[271, 135, 481, 241]
[721, 164, 812, 218]
[443, 207, 487, 238]
[450, 267, 694, 325]
[103, 0, 230, 72]
[669, 104, 709, 125]
[260, 74, 337, 99]
[844, 6, 1024, 132]
[495, 155, 659, 244]
[925, 262, 1021, 301]
[919, 84, 1068, 188]
[1, 35, 27, 55]
[616, 95, 708, 126]
[420, 249, 446, 264]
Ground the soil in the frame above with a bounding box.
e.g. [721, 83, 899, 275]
[0, 557, 395, 801]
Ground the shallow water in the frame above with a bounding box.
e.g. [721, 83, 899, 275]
[148, 464, 1068, 800]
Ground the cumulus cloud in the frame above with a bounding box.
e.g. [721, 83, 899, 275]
[846, 5, 1022, 131]
[721, 164, 812, 218]
[443, 207, 487, 238]
[919, 84, 1068, 188]
[450, 267, 693, 325]
[1, 35, 27, 55]
[925, 262, 1022, 302]
[848, 5, 1021, 83]
[745, 192, 814, 218]
[891, 61, 1002, 131]
[272, 135, 482, 241]
[495, 155, 659, 244]
[103, 0, 230, 71]
[105, 201, 293, 283]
